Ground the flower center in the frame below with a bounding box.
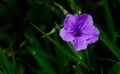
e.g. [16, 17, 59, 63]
[74, 32, 81, 37]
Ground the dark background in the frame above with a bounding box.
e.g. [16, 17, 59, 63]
[0, 0, 120, 74]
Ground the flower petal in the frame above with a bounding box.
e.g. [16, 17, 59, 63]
[86, 35, 99, 44]
[64, 14, 77, 28]
[83, 14, 93, 26]
[82, 25, 99, 44]
[71, 37, 88, 51]
[59, 28, 74, 41]
[76, 14, 93, 30]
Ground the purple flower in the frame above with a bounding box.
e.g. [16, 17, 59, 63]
[59, 13, 99, 51]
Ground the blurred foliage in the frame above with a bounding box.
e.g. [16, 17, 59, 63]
[0, 0, 120, 74]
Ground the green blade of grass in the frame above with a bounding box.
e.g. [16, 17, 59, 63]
[9, 40, 18, 74]
[0, 47, 13, 74]
[100, 58, 120, 74]
[108, 63, 120, 74]
[100, 58, 120, 65]
[55, 49, 66, 74]
[25, 27, 56, 62]
[54, 2, 69, 15]
[84, 47, 98, 74]
[67, 43, 87, 64]
[103, 0, 115, 39]
[3, 0, 19, 16]
[101, 65, 103, 74]
[27, 46, 56, 74]
[18, 59, 41, 74]
[0, 66, 7, 74]
[100, 29, 120, 60]
[67, 0, 78, 14]
[0, 70, 5, 74]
